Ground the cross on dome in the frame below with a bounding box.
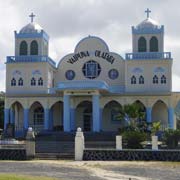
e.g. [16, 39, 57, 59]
[145, 8, 151, 18]
[29, 12, 36, 23]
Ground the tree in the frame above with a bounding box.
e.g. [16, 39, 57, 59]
[117, 103, 146, 132]
[0, 92, 5, 129]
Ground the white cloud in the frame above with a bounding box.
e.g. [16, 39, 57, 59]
[172, 74, 180, 92]
[0, 0, 180, 92]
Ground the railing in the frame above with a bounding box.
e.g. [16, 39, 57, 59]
[125, 52, 172, 60]
[6, 55, 56, 66]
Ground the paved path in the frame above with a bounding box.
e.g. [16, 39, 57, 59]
[0, 161, 180, 180]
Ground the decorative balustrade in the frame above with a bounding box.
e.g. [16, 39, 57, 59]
[125, 52, 172, 60]
[6, 55, 56, 66]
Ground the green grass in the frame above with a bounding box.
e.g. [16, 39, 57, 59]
[0, 174, 59, 180]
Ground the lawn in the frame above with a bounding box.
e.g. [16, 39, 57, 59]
[0, 174, 58, 180]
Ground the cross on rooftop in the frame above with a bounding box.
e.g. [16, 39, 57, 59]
[145, 8, 151, 18]
[29, 12, 36, 23]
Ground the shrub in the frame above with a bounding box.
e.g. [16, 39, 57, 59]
[163, 129, 180, 149]
[122, 131, 147, 149]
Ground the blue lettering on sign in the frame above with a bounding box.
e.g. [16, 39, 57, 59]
[67, 50, 115, 64]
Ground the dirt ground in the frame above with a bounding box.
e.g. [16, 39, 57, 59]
[0, 160, 180, 180]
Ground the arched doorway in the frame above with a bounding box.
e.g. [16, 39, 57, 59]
[175, 100, 180, 129]
[152, 100, 168, 130]
[76, 101, 92, 131]
[102, 101, 122, 132]
[29, 102, 44, 131]
[50, 101, 63, 131]
[11, 101, 24, 133]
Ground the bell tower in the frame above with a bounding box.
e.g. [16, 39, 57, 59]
[132, 8, 164, 53]
[14, 13, 49, 57]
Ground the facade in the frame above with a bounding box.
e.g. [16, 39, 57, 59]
[4, 11, 180, 136]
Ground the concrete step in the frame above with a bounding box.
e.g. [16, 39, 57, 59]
[35, 153, 74, 160]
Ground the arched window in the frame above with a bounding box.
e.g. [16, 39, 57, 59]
[131, 76, 136, 84]
[153, 75, 158, 84]
[150, 36, 158, 52]
[38, 77, 43, 86]
[31, 77, 36, 86]
[19, 41, 28, 55]
[161, 75, 166, 84]
[30, 40, 38, 55]
[11, 78, 16, 86]
[18, 78, 23, 86]
[139, 75, 144, 84]
[138, 37, 147, 52]
[33, 107, 44, 125]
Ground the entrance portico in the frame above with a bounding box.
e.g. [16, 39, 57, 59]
[62, 89, 102, 132]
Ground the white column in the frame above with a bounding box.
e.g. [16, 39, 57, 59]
[116, 135, 122, 150]
[75, 127, 84, 161]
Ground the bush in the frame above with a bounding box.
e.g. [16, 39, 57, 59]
[122, 131, 147, 149]
[163, 129, 180, 149]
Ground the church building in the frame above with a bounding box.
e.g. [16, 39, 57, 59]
[4, 10, 179, 136]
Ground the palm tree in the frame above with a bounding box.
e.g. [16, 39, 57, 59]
[117, 103, 146, 131]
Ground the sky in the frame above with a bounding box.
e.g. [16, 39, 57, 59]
[0, 0, 180, 92]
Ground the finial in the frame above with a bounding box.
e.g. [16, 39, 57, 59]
[145, 8, 151, 18]
[29, 12, 36, 23]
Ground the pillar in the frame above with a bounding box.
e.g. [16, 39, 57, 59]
[49, 109, 53, 130]
[99, 108, 103, 131]
[152, 135, 158, 150]
[146, 107, 152, 123]
[92, 95, 100, 132]
[63, 95, 71, 132]
[4, 108, 10, 130]
[116, 135, 122, 150]
[168, 107, 174, 129]
[23, 109, 29, 130]
[75, 127, 84, 161]
[44, 108, 50, 130]
[70, 108, 75, 131]
[10, 109, 14, 124]
[26, 127, 35, 159]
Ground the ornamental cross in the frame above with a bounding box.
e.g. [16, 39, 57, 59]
[29, 12, 36, 23]
[145, 8, 151, 18]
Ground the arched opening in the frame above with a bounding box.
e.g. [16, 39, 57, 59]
[150, 36, 158, 52]
[138, 37, 147, 52]
[19, 41, 28, 55]
[175, 100, 180, 129]
[76, 101, 92, 131]
[30, 40, 38, 55]
[152, 100, 168, 130]
[139, 76, 144, 84]
[131, 75, 136, 84]
[133, 100, 146, 124]
[102, 101, 122, 132]
[29, 102, 44, 131]
[50, 101, 63, 131]
[11, 102, 24, 134]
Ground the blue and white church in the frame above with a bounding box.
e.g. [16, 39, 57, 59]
[4, 10, 180, 136]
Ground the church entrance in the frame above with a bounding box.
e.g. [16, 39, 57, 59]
[75, 100, 92, 132]
[83, 108, 92, 131]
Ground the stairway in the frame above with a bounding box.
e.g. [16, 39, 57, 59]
[35, 131, 117, 159]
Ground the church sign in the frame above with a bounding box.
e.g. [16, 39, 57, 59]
[67, 50, 115, 64]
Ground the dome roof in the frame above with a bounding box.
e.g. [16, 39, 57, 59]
[136, 18, 160, 29]
[19, 22, 43, 34]
[75, 35, 109, 53]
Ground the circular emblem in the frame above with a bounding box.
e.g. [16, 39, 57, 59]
[82, 60, 101, 79]
[65, 70, 75, 80]
[108, 69, 119, 80]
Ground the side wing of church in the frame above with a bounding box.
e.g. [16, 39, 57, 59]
[4, 10, 180, 136]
